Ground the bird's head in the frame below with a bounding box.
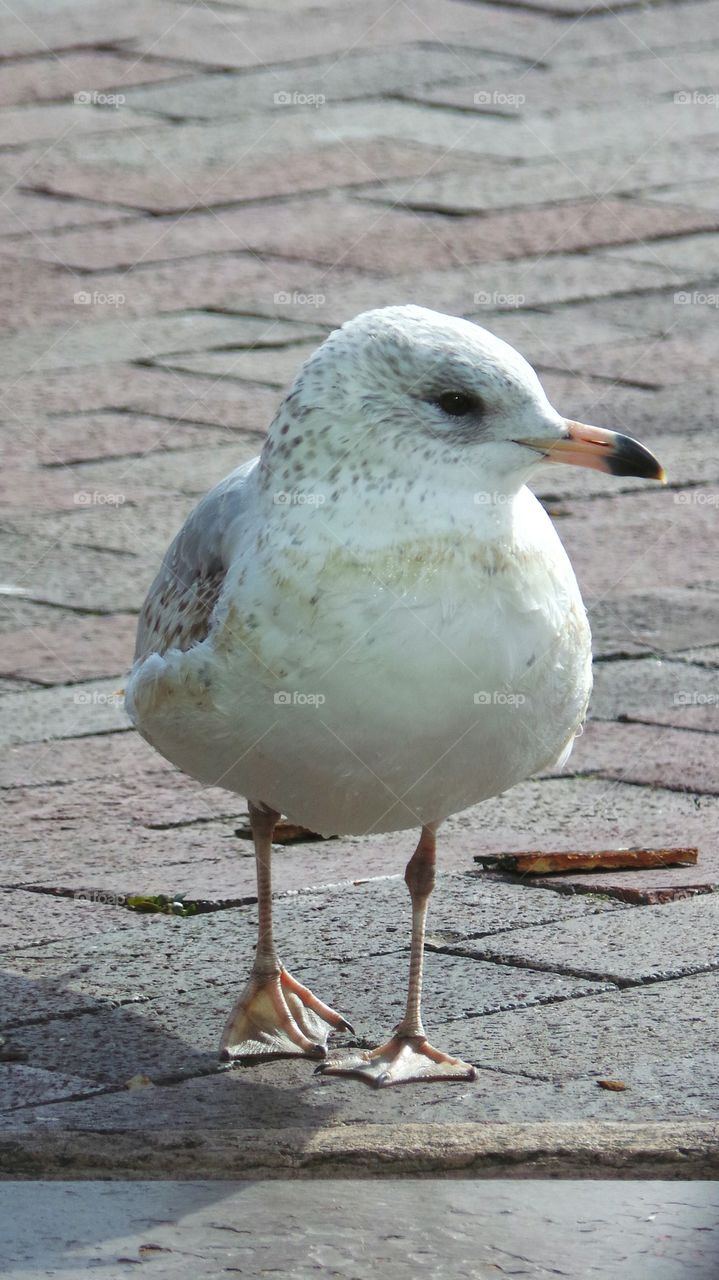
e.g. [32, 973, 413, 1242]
[266, 304, 665, 500]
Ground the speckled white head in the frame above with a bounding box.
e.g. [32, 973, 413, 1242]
[260, 305, 565, 499]
[258, 304, 663, 513]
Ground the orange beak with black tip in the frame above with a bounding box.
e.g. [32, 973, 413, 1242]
[516, 420, 666, 482]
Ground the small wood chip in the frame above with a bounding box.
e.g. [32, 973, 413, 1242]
[597, 1079, 628, 1092]
[476, 847, 698, 875]
[126, 1073, 154, 1090]
[235, 816, 330, 843]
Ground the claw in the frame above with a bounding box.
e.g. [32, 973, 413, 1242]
[220, 966, 352, 1062]
[317, 1032, 477, 1088]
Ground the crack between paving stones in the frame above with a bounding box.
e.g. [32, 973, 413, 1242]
[3, 994, 151, 1033]
[430, 946, 719, 992]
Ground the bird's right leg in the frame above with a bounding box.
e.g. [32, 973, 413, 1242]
[220, 801, 353, 1062]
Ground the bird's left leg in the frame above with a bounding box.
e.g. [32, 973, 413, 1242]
[317, 824, 477, 1087]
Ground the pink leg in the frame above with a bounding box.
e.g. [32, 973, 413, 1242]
[318, 825, 477, 1087]
[220, 802, 353, 1061]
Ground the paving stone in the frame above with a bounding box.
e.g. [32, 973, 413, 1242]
[0, 879, 618, 1084]
[607, 229, 719, 274]
[676, 646, 719, 669]
[6, 493, 205, 562]
[0, 949, 612, 1087]
[0, 362, 282, 428]
[0, 310, 314, 378]
[0, 527, 153, 613]
[555, 0, 719, 63]
[569, 721, 719, 794]
[450, 973, 719, 1098]
[635, 179, 719, 212]
[237, 252, 678, 331]
[30, 138, 475, 213]
[0, 190, 133, 238]
[363, 145, 719, 213]
[0, 729, 168, 790]
[121, 49, 523, 119]
[0, 614, 137, 684]
[0, 102, 165, 148]
[0, 678, 130, 747]
[0, 0, 175, 58]
[0, 50, 191, 109]
[0, 887, 149, 956]
[0, 1065, 102, 1112]
[153, 342, 321, 388]
[5, 411, 238, 468]
[446, 895, 719, 984]
[588, 590, 719, 657]
[403, 48, 719, 115]
[36, 194, 718, 275]
[590, 657, 719, 729]
[553, 331, 719, 388]
[0, 596, 80, 636]
[58, 437, 259, 503]
[550, 488, 717, 597]
[124, 0, 560, 70]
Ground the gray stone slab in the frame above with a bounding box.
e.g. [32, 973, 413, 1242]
[0, 312, 313, 378]
[588, 590, 719, 657]
[3, 949, 614, 1089]
[358, 145, 719, 213]
[0, 530, 150, 615]
[1, 1179, 719, 1278]
[0, 1064, 102, 1113]
[589, 657, 719, 728]
[444, 896, 719, 986]
[0, 887, 150, 950]
[0, 678, 130, 747]
[122, 49, 522, 118]
[5, 1053, 715, 1137]
[606, 230, 719, 273]
[305, 252, 677, 328]
[447, 974, 719, 1100]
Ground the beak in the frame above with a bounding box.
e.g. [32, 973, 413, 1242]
[516, 420, 666, 481]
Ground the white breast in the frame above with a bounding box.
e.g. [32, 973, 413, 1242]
[129, 487, 592, 835]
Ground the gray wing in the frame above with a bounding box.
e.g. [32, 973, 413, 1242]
[134, 462, 255, 663]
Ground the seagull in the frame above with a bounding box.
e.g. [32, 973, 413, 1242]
[126, 305, 664, 1088]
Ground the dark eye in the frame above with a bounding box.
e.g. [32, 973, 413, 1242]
[431, 391, 478, 417]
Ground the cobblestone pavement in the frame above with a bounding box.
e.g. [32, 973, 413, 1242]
[1, 0, 718, 1183]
